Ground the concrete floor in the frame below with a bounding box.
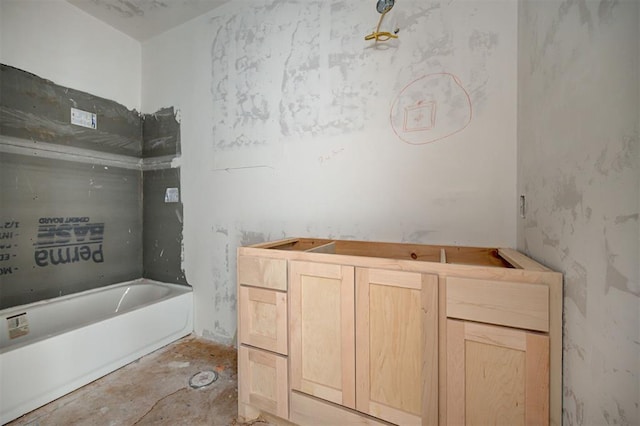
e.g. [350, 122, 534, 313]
[7, 335, 268, 426]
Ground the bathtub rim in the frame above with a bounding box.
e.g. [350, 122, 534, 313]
[0, 278, 192, 354]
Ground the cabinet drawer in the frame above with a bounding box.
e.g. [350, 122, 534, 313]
[238, 345, 289, 420]
[239, 286, 288, 355]
[238, 255, 287, 290]
[446, 277, 549, 332]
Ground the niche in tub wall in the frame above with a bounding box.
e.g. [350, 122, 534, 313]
[0, 64, 188, 310]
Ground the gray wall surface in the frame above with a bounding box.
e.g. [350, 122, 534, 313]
[141, 107, 186, 285]
[0, 64, 142, 156]
[142, 107, 180, 158]
[0, 65, 187, 310]
[143, 168, 187, 285]
[0, 153, 143, 309]
[518, 1, 639, 424]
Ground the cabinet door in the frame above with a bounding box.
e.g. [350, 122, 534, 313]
[446, 319, 549, 426]
[355, 268, 438, 426]
[289, 261, 356, 408]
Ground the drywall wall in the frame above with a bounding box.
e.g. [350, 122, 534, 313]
[518, 1, 639, 424]
[0, 0, 141, 111]
[142, 0, 518, 343]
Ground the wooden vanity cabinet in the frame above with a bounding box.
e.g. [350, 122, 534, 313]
[237, 239, 562, 426]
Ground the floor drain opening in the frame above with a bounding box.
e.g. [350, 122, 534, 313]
[188, 370, 218, 389]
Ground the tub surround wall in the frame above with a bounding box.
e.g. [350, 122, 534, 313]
[0, 65, 142, 156]
[0, 65, 187, 310]
[0, 64, 145, 309]
[517, 1, 639, 424]
[141, 107, 187, 284]
[143, 167, 187, 285]
[0, 153, 143, 309]
[143, 106, 181, 158]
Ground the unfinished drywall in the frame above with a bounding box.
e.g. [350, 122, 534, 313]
[0, 0, 141, 111]
[518, 1, 639, 424]
[142, 0, 518, 343]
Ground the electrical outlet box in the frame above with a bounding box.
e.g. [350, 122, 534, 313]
[71, 108, 97, 129]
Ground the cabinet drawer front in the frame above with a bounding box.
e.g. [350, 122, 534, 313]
[238, 345, 289, 419]
[238, 256, 287, 290]
[446, 277, 549, 332]
[239, 286, 288, 354]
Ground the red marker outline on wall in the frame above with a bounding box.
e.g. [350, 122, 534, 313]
[390, 72, 473, 145]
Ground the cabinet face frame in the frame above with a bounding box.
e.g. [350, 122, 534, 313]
[446, 319, 550, 426]
[355, 268, 438, 426]
[289, 261, 356, 409]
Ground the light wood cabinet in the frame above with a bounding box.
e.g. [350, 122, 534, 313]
[237, 238, 562, 426]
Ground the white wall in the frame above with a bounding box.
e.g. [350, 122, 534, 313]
[142, 0, 518, 343]
[518, 1, 639, 424]
[0, 0, 141, 110]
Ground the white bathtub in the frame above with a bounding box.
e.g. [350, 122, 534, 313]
[0, 279, 193, 424]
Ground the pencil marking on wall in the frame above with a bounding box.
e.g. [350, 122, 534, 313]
[390, 73, 472, 145]
[318, 148, 345, 164]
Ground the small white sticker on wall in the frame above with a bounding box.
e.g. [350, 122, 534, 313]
[7, 312, 29, 339]
[165, 188, 180, 203]
[71, 108, 97, 129]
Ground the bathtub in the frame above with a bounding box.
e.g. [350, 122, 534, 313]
[0, 279, 193, 424]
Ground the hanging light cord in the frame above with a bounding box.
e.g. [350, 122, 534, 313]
[364, 8, 398, 42]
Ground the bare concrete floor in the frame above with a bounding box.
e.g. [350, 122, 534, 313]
[7, 335, 267, 426]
